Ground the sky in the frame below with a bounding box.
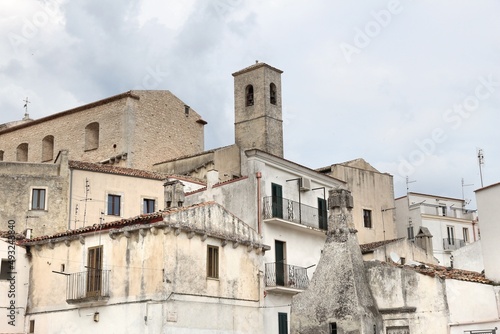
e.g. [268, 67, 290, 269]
[1, 0, 499, 209]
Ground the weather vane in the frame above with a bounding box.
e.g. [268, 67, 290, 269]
[23, 97, 31, 120]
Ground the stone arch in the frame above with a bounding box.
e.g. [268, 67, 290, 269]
[85, 122, 99, 151]
[42, 135, 54, 162]
[16, 143, 28, 162]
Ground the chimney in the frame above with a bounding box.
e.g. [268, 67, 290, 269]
[164, 180, 185, 209]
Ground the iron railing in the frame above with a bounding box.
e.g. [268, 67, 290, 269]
[66, 269, 110, 303]
[262, 196, 328, 230]
[443, 238, 466, 251]
[265, 262, 309, 290]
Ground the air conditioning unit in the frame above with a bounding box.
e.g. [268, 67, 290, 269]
[300, 177, 311, 191]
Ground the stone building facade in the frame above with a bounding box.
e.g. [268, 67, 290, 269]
[0, 90, 206, 171]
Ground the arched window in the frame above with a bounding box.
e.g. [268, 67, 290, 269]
[42, 135, 54, 162]
[85, 122, 99, 151]
[270, 83, 277, 105]
[16, 143, 28, 162]
[0, 150, 4, 161]
[245, 85, 254, 106]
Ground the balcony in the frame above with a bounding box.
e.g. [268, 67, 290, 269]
[443, 238, 466, 251]
[263, 196, 327, 231]
[265, 262, 310, 294]
[66, 269, 110, 304]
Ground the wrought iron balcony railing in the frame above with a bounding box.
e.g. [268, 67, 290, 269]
[443, 238, 466, 251]
[265, 262, 310, 290]
[263, 196, 328, 230]
[66, 269, 110, 303]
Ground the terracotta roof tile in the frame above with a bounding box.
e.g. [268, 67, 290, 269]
[360, 238, 405, 254]
[69, 160, 205, 185]
[379, 261, 494, 285]
[20, 202, 216, 244]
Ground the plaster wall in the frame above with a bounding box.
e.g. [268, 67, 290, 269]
[0, 239, 29, 334]
[327, 162, 396, 244]
[476, 184, 500, 282]
[365, 261, 449, 334]
[452, 240, 484, 272]
[366, 238, 437, 264]
[446, 279, 500, 333]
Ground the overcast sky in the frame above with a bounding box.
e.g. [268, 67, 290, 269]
[2, 0, 499, 208]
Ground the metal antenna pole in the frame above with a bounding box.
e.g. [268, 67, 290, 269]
[477, 149, 484, 188]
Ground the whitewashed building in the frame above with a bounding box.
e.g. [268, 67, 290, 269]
[395, 192, 478, 266]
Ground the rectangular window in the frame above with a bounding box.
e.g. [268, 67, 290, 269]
[463, 227, 469, 243]
[278, 313, 288, 334]
[329, 322, 337, 334]
[107, 194, 121, 216]
[407, 226, 414, 240]
[143, 198, 155, 214]
[87, 246, 103, 297]
[318, 197, 328, 230]
[0, 259, 13, 280]
[447, 226, 455, 245]
[440, 205, 447, 216]
[207, 245, 219, 279]
[29, 320, 35, 333]
[363, 209, 372, 228]
[31, 188, 46, 210]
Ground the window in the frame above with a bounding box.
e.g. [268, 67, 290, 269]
[439, 205, 447, 216]
[16, 143, 28, 162]
[447, 226, 455, 245]
[107, 194, 121, 216]
[407, 226, 414, 240]
[207, 245, 219, 279]
[270, 83, 277, 105]
[318, 197, 327, 230]
[29, 320, 35, 333]
[31, 188, 46, 210]
[245, 85, 254, 106]
[463, 227, 469, 243]
[41, 135, 54, 162]
[143, 198, 155, 214]
[0, 259, 13, 280]
[85, 122, 99, 151]
[0, 150, 4, 161]
[329, 322, 337, 334]
[87, 246, 103, 297]
[271, 183, 283, 219]
[363, 209, 372, 228]
[278, 313, 288, 334]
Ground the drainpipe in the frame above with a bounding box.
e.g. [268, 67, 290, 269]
[256, 172, 262, 235]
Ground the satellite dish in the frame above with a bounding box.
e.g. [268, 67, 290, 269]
[389, 252, 401, 264]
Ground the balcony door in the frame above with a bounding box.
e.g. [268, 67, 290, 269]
[447, 226, 455, 245]
[87, 246, 103, 297]
[318, 197, 328, 230]
[272, 183, 283, 219]
[275, 240, 286, 286]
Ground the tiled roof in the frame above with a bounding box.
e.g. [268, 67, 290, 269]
[382, 261, 494, 285]
[0, 231, 25, 240]
[20, 202, 215, 244]
[360, 238, 405, 254]
[69, 160, 206, 185]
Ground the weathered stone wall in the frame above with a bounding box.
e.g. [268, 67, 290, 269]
[0, 152, 69, 237]
[0, 90, 205, 171]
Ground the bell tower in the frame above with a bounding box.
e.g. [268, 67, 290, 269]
[233, 62, 284, 157]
